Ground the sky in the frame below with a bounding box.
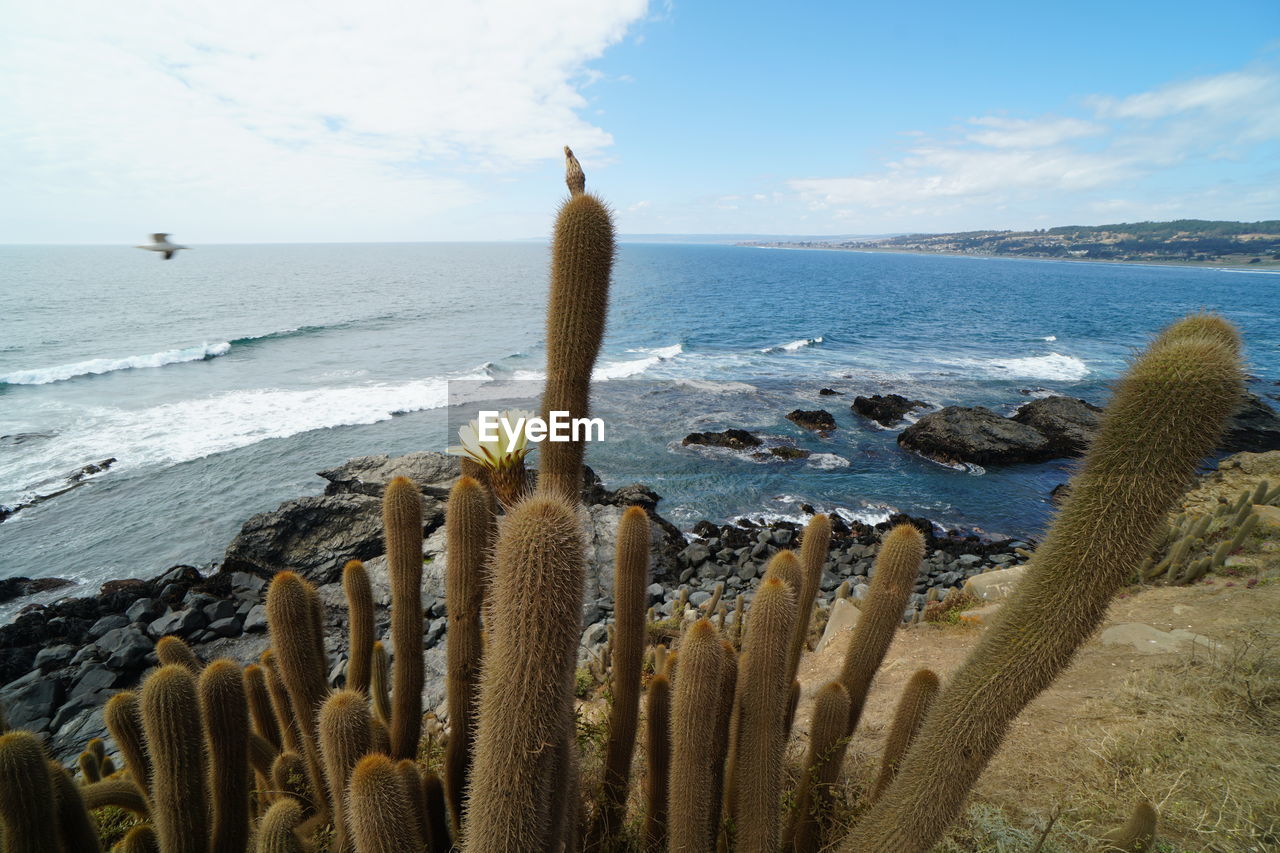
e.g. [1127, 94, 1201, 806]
[2, 0, 1278, 243]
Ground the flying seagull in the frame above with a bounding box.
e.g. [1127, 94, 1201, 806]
[136, 233, 189, 260]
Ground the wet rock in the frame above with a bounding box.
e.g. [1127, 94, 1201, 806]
[898, 406, 1052, 465]
[1010, 396, 1103, 457]
[0, 577, 75, 604]
[852, 394, 929, 427]
[682, 429, 762, 450]
[767, 446, 811, 460]
[786, 409, 836, 431]
[819, 388, 842, 395]
[1222, 393, 1280, 453]
[319, 451, 461, 499]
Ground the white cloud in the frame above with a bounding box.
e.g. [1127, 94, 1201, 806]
[788, 68, 1280, 229]
[0, 0, 649, 241]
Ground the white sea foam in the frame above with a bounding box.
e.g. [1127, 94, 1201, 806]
[1, 342, 232, 385]
[1043, 335, 1057, 342]
[511, 343, 683, 383]
[761, 336, 824, 353]
[956, 352, 1088, 381]
[806, 453, 850, 469]
[672, 379, 758, 395]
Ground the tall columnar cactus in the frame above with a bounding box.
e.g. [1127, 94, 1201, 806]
[343, 559, 375, 694]
[271, 751, 311, 809]
[199, 659, 251, 853]
[394, 759, 430, 849]
[594, 505, 652, 845]
[265, 572, 331, 820]
[838, 523, 924, 735]
[370, 641, 392, 727]
[319, 690, 373, 853]
[243, 664, 283, 752]
[708, 640, 738, 848]
[348, 754, 420, 853]
[764, 549, 801, 595]
[730, 575, 798, 851]
[444, 475, 494, 831]
[0, 732, 59, 853]
[537, 147, 616, 501]
[49, 760, 103, 853]
[118, 824, 161, 853]
[667, 619, 726, 852]
[788, 514, 832, 684]
[846, 317, 1243, 852]
[644, 670, 672, 852]
[383, 475, 424, 761]
[1100, 800, 1158, 852]
[786, 680, 852, 853]
[871, 668, 940, 800]
[104, 692, 152, 800]
[141, 664, 209, 853]
[256, 799, 306, 853]
[155, 635, 201, 672]
[465, 495, 587, 851]
[80, 777, 148, 813]
[422, 769, 454, 853]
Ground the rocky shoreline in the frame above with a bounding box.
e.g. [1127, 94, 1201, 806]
[0, 450, 1039, 761]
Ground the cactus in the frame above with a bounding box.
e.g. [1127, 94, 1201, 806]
[370, 641, 393, 727]
[1099, 800, 1158, 852]
[343, 559, 375, 694]
[730, 593, 745, 647]
[249, 731, 281, 780]
[256, 799, 306, 853]
[644, 671, 671, 852]
[839, 523, 924, 735]
[348, 753, 420, 853]
[0, 732, 59, 853]
[265, 571, 331, 818]
[49, 760, 102, 853]
[80, 777, 148, 813]
[444, 475, 494, 831]
[260, 650, 302, 754]
[319, 690, 373, 853]
[667, 619, 725, 851]
[784, 677, 801, 736]
[244, 664, 283, 752]
[140, 664, 209, 853]
[789, 514, 832, 684]
[786, 680, 852, 853]
[465, 495, 587, 850]
[383, 475, 425, 761]
[270, 751, 312, 810]
[422, 769, 454, 853]
[394, 759, 430, 849]
[155, 635, 201, 672]
[79, 749, 101, 782]
[707, 640, 738, 849]
[846, 318, 1243, 852]
[871, 669, 940, 800]
[199, 659, 251, 853]
[1227, 512, 1259, 554]
[537, 149, 616, 501]
[730, 575, 797, 851]
[118, 824, 160, 853]
[593, 505, 651, 845]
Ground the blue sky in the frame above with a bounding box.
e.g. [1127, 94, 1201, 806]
[2, 0, 1277, 242]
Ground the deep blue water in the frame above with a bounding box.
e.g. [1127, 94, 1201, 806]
[2, 242, 1277, 611]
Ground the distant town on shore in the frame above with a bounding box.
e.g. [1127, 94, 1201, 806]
[741, 219, 1280, 267]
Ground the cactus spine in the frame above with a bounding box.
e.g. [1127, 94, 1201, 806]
[384, 475, 424, 761]
[80, 777, 148, 813]
[256, 799, 306, 853]
[244, 664, 283, 752]
[786, 680, 852, 853]
[789, 514, 832, 684]
[838, 523, 924, 735]
[141, 664, 209, 853]
[730, 575, 797, 851]
[594, 505, 651, 844]
[537, 148, 616, 500]
[871, 668, 940, 800]
[49, 761, 102, 853]
[444, 475, 494, 831]
[265, 572, 331, 819]
[319, 690, 373, 853]
[422, 769, 454, 853]
[343, 559, 375, 694]
[846, 317, 1243, 852]
[260, 650, 302, 754]
[348, 754, 420, 853]
[465, 495, 587, 850]
[1100, 800, 1158, 852]
[155, 635, 201, 672]
[644, 670, 671, 852]
[667, 619, 726, 851]
[270, 751, 311, 809]
[370, 641, 392, 727]
[0, 732, 59, 853]
[200, 659, 251, 853]
[118, 824, 160, 853]
[708, 640, 738, 848]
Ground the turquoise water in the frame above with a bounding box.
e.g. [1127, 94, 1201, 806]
[2, 242, 1277, 600]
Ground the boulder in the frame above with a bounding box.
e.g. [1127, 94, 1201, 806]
[582, 504, 682, 604]
[682, 429, 762, 450]
[1221, 393, 1280, 453]
[963, 565, 1026, 601]
[1099, 623, 1213, 655]
[765, 446, 810, 460]
[852, 394, 929, 427]
[786, 410, 836, 431]
[817, 598, 859, 652]
[898, 406, 1052, 465]
[1010, 396, 1102, 457]
[318, 452, 461, 499]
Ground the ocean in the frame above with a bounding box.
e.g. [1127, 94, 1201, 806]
[2, 242, 1277, 613]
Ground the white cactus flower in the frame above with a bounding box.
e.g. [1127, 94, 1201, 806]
[447, 409, 535, 471]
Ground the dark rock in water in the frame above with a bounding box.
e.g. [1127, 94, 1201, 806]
[222, 492, 442, 585]
[819, 388, 843, 396]
[852, 394, 929, 428]
[683, 429, 762, 450]
[1050, 482, 1072, 505]
[786, 409, 836, 431]
[767, 446, 811, 460]
[898, 406, 1052, 465]
[1010, 396, 1102, 457]
[0, 459, 116, 524]
[1221, 393, 1280, 453]
[596, 483, 662, 511]
[0, 577, 75, 604]
[66, 458, 116, 483]
[319, 451, 460, 499]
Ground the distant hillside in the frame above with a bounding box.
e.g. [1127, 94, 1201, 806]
[744, 220, 1280, 266]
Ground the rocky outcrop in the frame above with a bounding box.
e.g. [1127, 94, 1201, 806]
[0, 458, 116, 523]
[1222, 393, 1280, 453]
[682, 429, 762, 450]
[898, 406, 1052, 465]
[1010, 396, 1103, 457]
[318, 452, 461, 499]
[852, 394, 929, 428]
[786, 409, 836, 431]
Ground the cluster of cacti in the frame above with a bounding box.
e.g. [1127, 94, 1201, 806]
[10, 156, 1249, 853]
[1143, 478, 1273, 584]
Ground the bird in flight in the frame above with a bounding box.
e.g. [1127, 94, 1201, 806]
[136, 233, 190, 260]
